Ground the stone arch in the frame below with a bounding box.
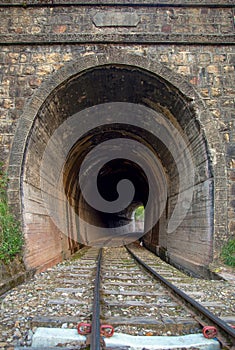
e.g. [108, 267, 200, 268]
[8, 48, 226, 273]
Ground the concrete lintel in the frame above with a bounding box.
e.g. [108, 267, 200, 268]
[32, 327, 220, 349]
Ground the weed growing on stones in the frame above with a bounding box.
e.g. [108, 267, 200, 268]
[221, 238, 235, 267]
[0, 163, 24, 264]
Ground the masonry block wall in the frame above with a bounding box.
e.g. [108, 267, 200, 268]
[0, 0, 234, 272]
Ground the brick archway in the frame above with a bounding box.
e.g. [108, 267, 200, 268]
[8, 48, 226, 272]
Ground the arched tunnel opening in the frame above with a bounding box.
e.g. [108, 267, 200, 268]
[63, 123, 163, 247]
[22, 64, 214, 276]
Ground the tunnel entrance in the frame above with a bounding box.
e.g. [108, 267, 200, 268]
[22, 64, 213, 275]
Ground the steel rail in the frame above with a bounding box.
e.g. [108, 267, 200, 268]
[126, 245, 235, 349]
[90, 248, 102, 350]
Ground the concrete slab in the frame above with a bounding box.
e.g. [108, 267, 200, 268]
[32, 327, 220, 349]
[106, 333, 220, 349]
[32, 328, 86, 347]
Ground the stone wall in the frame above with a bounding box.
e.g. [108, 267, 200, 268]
[0, 1, 234, 271]
[0, 4, 234, 41]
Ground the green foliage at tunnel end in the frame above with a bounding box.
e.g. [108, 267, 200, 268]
[134, 205, 145, 221]
[221, 237, 235, 267]
[0, 163, 24, 264]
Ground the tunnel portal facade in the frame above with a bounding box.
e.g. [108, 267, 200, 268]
[1, 1, 234, 275]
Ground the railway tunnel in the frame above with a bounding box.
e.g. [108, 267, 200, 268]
[22, 64, 213, 276]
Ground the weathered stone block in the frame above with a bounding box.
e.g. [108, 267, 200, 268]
[92, 12, 140, 27]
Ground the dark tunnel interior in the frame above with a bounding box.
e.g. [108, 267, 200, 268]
[63, 123, 168, 241]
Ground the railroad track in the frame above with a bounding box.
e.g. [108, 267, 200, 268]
[89, 245, 235, 349]
[125, 245, 235, 350]
[1, 245, 235, 349]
